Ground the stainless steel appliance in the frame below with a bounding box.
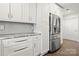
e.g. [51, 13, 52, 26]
[49, 13, 61, 52]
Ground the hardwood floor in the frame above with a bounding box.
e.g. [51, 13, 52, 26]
[46, 39, 79, 56]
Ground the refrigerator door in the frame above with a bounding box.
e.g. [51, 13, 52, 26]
[49, 14, 56, 35]
[49, 13, 52, 34]
[49, 13, 61, 52]
[56, 16, 61, 34]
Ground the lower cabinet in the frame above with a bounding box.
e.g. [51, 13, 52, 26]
[2, 37, 33, 56]
[4, 43, 33, 56]
[33, 35, 41, 56]
[1, 34, 41, 56]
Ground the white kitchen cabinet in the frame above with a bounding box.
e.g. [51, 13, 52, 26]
[41, 4, 49, 55]
[29, 3, 36, 23]
[2, 36, 33, 56]
[33, 35, 41, 56]
[49, 3, 56, 14]
[22, 3, 30, 22]
[10, 3, 22, 22]
[0, 35, 42, 56]
[0, 3, 9, 20]
[49, 4, 58, 15]
[0, 3, 37, 23]
[2, 37, 32, 47]
[4, 43, 33, 56]
[35, 3, 49, 55]
[34, 3, 42, 32]
[11, 47, 33, 56]
[21, 3, 37, 23]
[0, 3, 22, 22]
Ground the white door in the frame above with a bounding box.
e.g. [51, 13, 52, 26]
[63, 16, 79, 42]
[0, 3, 9, 20]
[29, 3, 36, 23]
[22, 3, 30, 22]
[10, 3, 22, 22]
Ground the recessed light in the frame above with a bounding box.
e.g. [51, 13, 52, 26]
[66, 9, 70, 10]
[66, 9, 71, 13]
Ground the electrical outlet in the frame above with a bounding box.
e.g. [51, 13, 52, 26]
[0, 25, 5, 31]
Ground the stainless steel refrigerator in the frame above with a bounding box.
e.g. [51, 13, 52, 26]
[49, 13, 61, 52]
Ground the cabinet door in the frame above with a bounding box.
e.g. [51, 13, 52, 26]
[0, 3, 9, 20]
[36, 3, 49, 55]
[49, 3, 55, 14]
[40, 4, 49, 55]
[35, 3, 42, 32]
[29, 3, 36, 23]
[34, 37, 41, 56]
[10, 3, 22, 22]
[22, 3, 30, 22]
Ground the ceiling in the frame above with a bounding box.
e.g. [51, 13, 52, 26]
[58, 3, 79, 14]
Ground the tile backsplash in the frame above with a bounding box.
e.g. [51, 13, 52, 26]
[0, 21, 34, 34]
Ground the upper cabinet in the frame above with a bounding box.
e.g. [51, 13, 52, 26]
[10, 3, 22, 22]
[0, 3, 37, 23]
[49, 3, 63, 16]
[22, 3, 30, 22]
[0, 3, 22, 22]
[21, 3, 36, 23]
[0, 3, 9, 20]
[29, 3, 36, 23]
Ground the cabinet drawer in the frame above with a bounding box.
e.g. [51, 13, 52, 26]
[2, 37, 31, 47]
[11, 48, 33, 56]
[3, 42, 33, 56]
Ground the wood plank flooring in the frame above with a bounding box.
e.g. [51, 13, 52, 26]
[46, 39, 79, 56]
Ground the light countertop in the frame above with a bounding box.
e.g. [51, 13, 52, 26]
[0, 32, 41, 40]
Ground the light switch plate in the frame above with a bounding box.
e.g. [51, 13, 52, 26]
[0, 25, 5, 31]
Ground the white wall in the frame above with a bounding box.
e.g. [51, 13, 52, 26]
[63, 15, 79, 42]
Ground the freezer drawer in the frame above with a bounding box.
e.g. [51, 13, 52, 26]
[49, 38, 61, 52]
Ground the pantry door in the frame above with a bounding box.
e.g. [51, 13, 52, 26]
[63, 16, 79, 42]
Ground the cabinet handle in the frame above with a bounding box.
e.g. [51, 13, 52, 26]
[15, 39, 28, 43]
[14, 47, 28, 52]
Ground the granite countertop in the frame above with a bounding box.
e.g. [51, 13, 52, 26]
[0, 32, 41, 40]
